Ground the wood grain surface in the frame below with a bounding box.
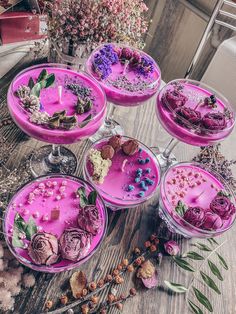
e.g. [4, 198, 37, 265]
[1, 54, 236, 314]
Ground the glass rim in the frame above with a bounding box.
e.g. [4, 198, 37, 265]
[9, 63, 107, 129]
[158, 78, 236, 134]
[3, 173, 108, 273]
[160, 161, 236, 235]
[83, 135, 161, 205]
[85, 42, 162, 95]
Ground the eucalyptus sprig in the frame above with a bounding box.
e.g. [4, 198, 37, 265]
[12, 213, 37, 248]
[164, 238, 228, 314]
[29, 69, 55, 97]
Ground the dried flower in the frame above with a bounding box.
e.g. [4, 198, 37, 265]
[45, 300, 53, 309]
[89, 282, 97, 291]
[60, 295, 69, 305]
[134, 247, 141, 255]
[22, 274, 35, 288]
[70, 271, 87, 299]
[130, 288, 137, 296]
[127, 265, 135, 272]
[164, 240, 180, 256]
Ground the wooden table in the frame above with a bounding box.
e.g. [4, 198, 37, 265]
[1, 54, 236, 314]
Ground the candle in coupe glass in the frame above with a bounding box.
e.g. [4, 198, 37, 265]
[4, 175, 107, 273]
[83, 135, 161, 210]
[7, 64, 107, 176]
[159, 162, 236, 238]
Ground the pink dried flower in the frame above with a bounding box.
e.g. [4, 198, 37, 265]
[164, 240, 180, 256]
[22, 274, 36, 288]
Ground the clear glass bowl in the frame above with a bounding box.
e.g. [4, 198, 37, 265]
[86, 43, 161, 107]
[83, 135, 161, 210]
[156, 79, 235, 147]
[4, 174, 108, 273]
[159, 161, 236, 238]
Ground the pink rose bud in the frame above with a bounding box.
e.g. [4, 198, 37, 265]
[162, 89, 188, 110]
[164, 240, 180, 256]
[210, 195, 236, 220]
[183, 206, 205, 227]
[202, 112, 227, 131]
[202, 212, 223, 230]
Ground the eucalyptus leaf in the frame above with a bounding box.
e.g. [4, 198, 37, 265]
[45, 73, 55, 88]
[207, 238, 219, 246]
[193, 287, 213, 312]
[188, 299, 203, 314]
[28, 77, 35, 90]
[25, 216, 37, 240]
[216, 253, 228, 270]
[200, 271, 221, 294]
[192, 243, 212, 252]
[208, 260, 223, 281]
[88, 190, 97, 205]
[77, 187, 88, 208]
[14, 213, 26, 233]
[30, 82, 42, 97]
[37, 69, 47, 82]
[164, 281, 188, 293]
[12, 229, 24, 248]
[175, 200, 188, 216]
[79, 114, 92, 128]
[186, 251, 204, 261]
[173, 256, 195, 272]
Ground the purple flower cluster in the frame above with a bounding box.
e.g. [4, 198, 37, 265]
[135, 56, 155, 77]
[92, 44, 119, 79]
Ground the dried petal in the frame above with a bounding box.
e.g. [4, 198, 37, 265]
[70, 271, 87, 299]
[136, 260, 155, 279]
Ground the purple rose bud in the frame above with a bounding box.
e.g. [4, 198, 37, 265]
[183, 206, 205, 227]
[202, 212, 223, 230]
[131, 51, 142, 65]
[210, 195, 236, 220]
[121, 47, 133, 60]
[162, 89, 188, 110]
[202, 112, 227, 131]
[164, 240, 180, 256]
[175, 106, 201, 128]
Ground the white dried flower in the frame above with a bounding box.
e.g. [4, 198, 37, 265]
[16, 85, 31, 99]
[22, 95, 40, 112]
[22, 274, 36, 288]
[29, 111, 50, 124]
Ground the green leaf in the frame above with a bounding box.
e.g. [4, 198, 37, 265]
[208, 259, 223, 281]
[192, 243, 212, 252]
[30, 82, 42, 97]
[193, 287, 213, 312]
[28, 77, 35, 90]
[188, 299, 203, 314]
[164, 281, 188, 293]
[14, 213, 26, 233]
[216, 253, 228, 270]
[37, 69, 47, 82]
[25, 216, 37, 240]
[200, 271, 221, 294]
[12, 229, 24, 248]
[44, 73, 55, 88]
[88, 190, 97, 205]
[173, 256, 195, 272]
[186, 251, 204, 261]
[77, 187, 88, 208]
[175, 200, 188, 216]
[79, 114, 92, 128]
[207, 238, 219, 246]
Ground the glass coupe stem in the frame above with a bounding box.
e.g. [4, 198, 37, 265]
[107, 103, 117, 122]
[162, 138, 179, 160]
[48, 144, 63, 164]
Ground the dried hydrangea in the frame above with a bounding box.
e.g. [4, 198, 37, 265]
[16, 85, 31, 99]
[29, 111, 50, 124]
[21, 95, 40, 112]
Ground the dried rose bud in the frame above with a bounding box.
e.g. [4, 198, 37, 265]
[45, 300, 53, 309]
[127, 264, 134, 272]
[101, 145, 114, 160]
[97, 279, 104, 288]
[134, 247, 141, 255]
[116, 303, 123, 310]
[150, 244, 157, 252]
[145, 241, 151, 248]
[134, 257, 142, 266]
[150, 233, 157, 241]
[89, 282, 97, 291]
[130, 288, 137, 296]
[122, 139, 139, 156]
[164, 240, 180, 256]
[108, 135, 122, 151]
[122, 258, 129, 267]
[60, 295, 68, 305]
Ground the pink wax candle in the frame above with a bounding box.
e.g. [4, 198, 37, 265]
[156, 79, 235, 146]
[160, 162, 236, 237]
[7, 64, 107, 144]
[83, 136, 161, 209]
[86, 43, 161, 106]
[4, 175, 107, 273]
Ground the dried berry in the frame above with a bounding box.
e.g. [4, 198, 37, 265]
[105, 274, 113, 282]
[45, 300, 53, 309]
[97, 279, 105, 287]
[145, 241, 151, 248]
[150, 244, 157, 252]
[91, 295, 99, 304]
[122, 258, 129, 267]
[81, 304, 89, 314]
[134, 247, 141, 255]
[130, 288, 137, 296]
[115, 275, 124, 284]
[113, 269, 119, 277]
[89, 282, 97, 291]
[60, 295, 68, 305]
[116, 303, 123, 310]
[117, 264, 123, 271]
[108, 293, 115, 303]
[127, 264, 134, 272]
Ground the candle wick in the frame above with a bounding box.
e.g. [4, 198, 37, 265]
[194, 100, 202, 111]
[122, 60, 130, 75]
[58, 86, 63, 104]
[193, 190, 205, 202]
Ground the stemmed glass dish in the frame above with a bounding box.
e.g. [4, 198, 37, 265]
[83, 135, 161, 210]
[159, 162, 236, 238]
[4, 174, 108, 273]
[7, 63, 107, 177]
[86, 43, 161, 141]
[154, 79, 235, 170]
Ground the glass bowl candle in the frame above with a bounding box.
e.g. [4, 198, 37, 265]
[7, 63, 107, 176]
[4, 174, 107, 273]
[159, 162, 236, 238]
[154, 79, 235, 171]
[86, 43, 161, 141]
[83, 135, 161, 210]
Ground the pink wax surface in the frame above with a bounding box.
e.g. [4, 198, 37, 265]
[85, 138, 160, 208]
[4, 175, 107, 272]
[156, 82, 235, 146]
[161, 163, 235, 232]
[8, 66, 106, 144]
[86, 44, 161, 106]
